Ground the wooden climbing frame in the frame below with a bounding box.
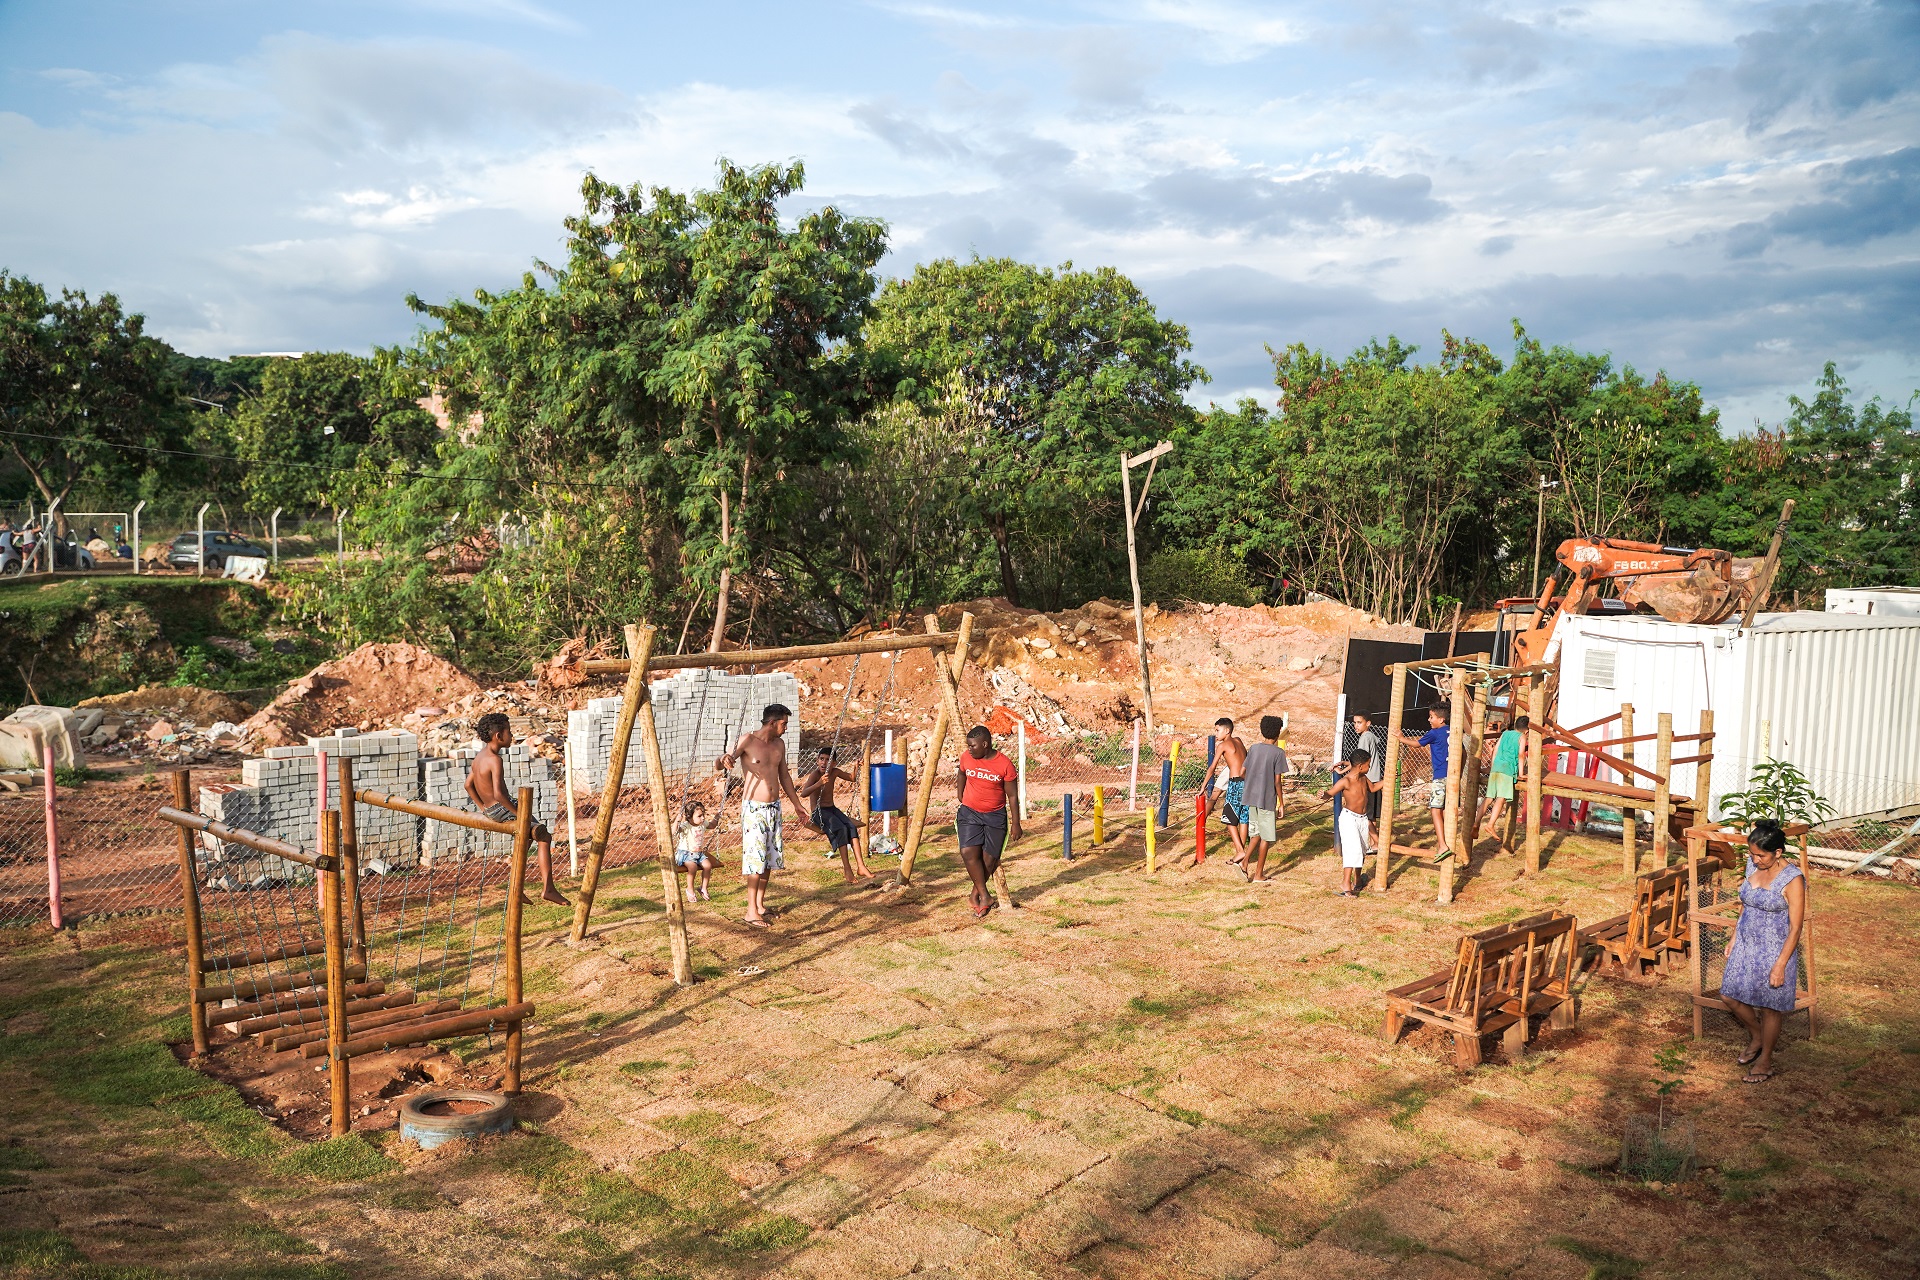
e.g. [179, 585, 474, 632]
[159, 765, 536, 1139]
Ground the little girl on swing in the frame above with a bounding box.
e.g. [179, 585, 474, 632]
[673, 799, 718, 902]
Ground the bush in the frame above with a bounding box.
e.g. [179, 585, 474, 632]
[1139, 548, 1255, 607]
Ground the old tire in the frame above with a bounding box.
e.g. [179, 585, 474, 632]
[398, 1089, 513, 1149]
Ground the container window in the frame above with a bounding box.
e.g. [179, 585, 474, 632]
[1582, 646, 1617, 689]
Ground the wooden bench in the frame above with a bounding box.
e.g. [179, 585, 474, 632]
[1383, 911, 1580, 1068]
[1585, 866, 1690, 977]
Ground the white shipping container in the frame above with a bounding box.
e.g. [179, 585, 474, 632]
[1825, 586, 1920, 618]
[1555, 612, 1920, 822]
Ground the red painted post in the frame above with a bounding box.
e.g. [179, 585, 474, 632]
[1194, 793, 1207, 865]
[44, 742, 62, 929]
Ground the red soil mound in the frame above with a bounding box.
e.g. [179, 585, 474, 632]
[242, 643, 481, 748]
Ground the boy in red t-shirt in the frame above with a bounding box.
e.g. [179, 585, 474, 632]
[955, 726, 1024, 918]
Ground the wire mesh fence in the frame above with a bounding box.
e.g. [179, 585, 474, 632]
[0, 779, 187, 928]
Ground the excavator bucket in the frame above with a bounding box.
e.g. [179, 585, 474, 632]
[1619, 561, 1758, 625]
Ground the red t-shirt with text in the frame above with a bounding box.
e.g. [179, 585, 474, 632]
[960, 751, 1016, 812]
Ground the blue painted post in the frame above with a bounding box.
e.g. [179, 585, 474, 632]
[1205, 734, 1217, 799]
[1157, 758, 1172, 829]
[1063, 793, 1074, 861]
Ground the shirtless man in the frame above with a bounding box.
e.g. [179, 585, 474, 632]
[801, 747, 871, 882]
[715, 703, 816, 927]
[1205, 716, 1250, 867]
[1321, 749, 1381, 897]
[466, 712, 567, 905]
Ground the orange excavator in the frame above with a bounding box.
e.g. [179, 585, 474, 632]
[1503, 514, 1792, 672]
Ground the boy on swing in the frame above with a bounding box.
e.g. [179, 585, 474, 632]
[467, 712, 568, 906]
[801, 746, 871, 882]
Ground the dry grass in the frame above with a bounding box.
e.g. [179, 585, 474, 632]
[3, 811, 1918, 1279]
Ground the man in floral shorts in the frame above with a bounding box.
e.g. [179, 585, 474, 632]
[716, 703, 816, 927]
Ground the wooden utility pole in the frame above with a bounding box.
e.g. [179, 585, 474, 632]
[708, 490, 732, 653]
[1120, 441, 1172, 744]
[1531, 475, 1559, 596]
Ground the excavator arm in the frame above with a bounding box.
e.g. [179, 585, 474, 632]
[1506, 537, 1765, 669]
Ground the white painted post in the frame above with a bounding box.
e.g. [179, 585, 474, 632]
[563, 740, 580, 877]
[335, 507, 346, 561]
[1017, 720, 1029, 822]
[271, 508, 282, 565]
[131, 500, 145, 574]
[883, 730, 894, 842]
[1129, 718, 1140, 811]
[195, 502, 210, 579]
[1333, 693, 1348, 770]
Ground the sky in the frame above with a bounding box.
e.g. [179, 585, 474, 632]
[1, 1, 1917, 427]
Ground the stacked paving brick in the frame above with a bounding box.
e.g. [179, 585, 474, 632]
[197, 729, 420, 879]
[420, 744, 557, 862]
[567, 668, 800, 792]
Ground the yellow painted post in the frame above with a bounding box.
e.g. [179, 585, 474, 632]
[1145, 807, 1157, 874]
[1093, 785, 1105, 844]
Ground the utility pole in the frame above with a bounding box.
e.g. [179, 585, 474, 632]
[1530, 475, 1560, 595]
[1120, 441, 1172, 746]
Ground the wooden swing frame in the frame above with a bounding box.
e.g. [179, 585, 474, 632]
[567, 613, 979, 959]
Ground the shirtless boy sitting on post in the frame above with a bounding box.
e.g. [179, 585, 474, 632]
[801, 747, 871, 882]
[715, 704, 817, 928]
[467, 712, 568, 906]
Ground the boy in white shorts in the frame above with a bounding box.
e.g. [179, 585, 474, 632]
[1322, 748, 1381, 897]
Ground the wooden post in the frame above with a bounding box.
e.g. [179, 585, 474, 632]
[172, 769, 208, 1057]
[335, 757, 366, 966]
[563, 740, 580, 878]
[1652, 713, 1673, 869]
[571, 628, 650, 941]
[859, 740, 871, 844]
[1797, 831, 1817, 1039]
[1524, 676, 1545, 875]
[1093, 785, 1105, 844]
[1688, 827, 1705, 1039]
[504, 786, 532, 1092]
[898, 614, 973, 886]
[622, 624, 693, 984]
[321, 810, 350, 1138]
[1694, 708, 1714, 827]
[1619, 702, 1636, 876]
[1461, 679, 1490, 848]
[1377, 662, 1406, 893]
[1441, 675, 1466, 904]
[1120, 445, 1171, 744]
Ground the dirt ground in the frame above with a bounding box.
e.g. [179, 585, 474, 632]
[3, 806, 1917, 1279]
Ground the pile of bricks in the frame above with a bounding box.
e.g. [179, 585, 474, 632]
[199, 729, 420, 878]
[566, 669, 801, 792]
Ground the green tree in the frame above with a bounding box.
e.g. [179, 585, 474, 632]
[1146, 398, 1289, 596]
[1269, 334, 1517, 622]
[0, 271, 187, 529]
[868, 257, 1204, 607]
[394, 160, 885, 656]
[228, 352, 438, 515]
[1714, 363, 1919, 593]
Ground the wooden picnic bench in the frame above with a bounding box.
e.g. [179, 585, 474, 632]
[1382, 910, 1580, 1068]
[1585, 866, 1691, 977]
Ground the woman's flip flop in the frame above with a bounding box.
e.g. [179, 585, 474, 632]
[1741, 1070, 1776, 1084]
[1736, 1046, 1762, 1067]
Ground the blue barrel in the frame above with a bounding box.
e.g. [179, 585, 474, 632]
[869, 763, 908, 812]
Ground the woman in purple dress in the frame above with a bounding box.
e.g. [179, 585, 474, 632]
[1719, 820, 1807, 1084]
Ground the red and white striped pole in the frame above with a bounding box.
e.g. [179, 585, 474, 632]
[44, 742, 62, 930]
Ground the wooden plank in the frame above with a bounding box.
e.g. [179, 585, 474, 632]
[580, 630, 957, 677]
[241, 988, 405, 1038]
[195, 962, 366, 1004]
[269, 1000, 459, 1054]
[353, 789, 516, 835]
[212, 980, 384, 1029]
[156, 807, 334, 871]
[202, 940, 326, 974]
[331, 1002, 536, 1059]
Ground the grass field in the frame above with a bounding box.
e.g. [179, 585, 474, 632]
[3, 810, 1917, 1279]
